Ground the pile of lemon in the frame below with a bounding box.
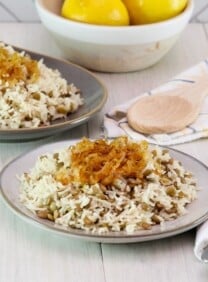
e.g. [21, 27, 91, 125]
[61, 0, 188, 26]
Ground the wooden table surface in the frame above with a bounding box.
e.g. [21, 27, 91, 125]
[0, 23, 208, 282]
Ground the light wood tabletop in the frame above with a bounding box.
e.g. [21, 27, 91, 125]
[0, 23, 208, 282]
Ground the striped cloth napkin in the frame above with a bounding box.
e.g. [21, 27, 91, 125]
[194, 221, 208, 262]
[104, 60, 208, 146]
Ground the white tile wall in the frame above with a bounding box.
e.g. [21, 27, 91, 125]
[0, 0, 39, 22]
[191, 0, 208, 22]
[0, 0, 207, 22]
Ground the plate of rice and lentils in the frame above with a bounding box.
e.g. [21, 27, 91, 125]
[0, 42, 107, 141]
[1, 137, 208, 243]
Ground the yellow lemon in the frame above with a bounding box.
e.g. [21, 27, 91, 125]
[61, 0, 129, 26]
[122, 0, 188, 25]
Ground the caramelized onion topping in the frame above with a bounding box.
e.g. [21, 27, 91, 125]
[56, 137, 149, 186]
[0, 47, 40, 85]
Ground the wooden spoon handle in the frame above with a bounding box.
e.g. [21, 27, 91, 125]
[178, 81, 208, 106]
[176, 66, 208, 105]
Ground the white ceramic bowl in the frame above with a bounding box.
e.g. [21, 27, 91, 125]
[35, 0, 194, 73]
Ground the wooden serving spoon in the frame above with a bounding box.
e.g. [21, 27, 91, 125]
[127, 76, 208, 134]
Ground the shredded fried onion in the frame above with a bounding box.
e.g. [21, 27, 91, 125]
[56, 136, 149, 185]
[0, 46, 40, 85]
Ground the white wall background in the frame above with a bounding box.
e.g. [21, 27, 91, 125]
[0, 0, 207, 23]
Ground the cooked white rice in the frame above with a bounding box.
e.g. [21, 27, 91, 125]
[19, 139, 197, 234]
[0, 43, 83, 129]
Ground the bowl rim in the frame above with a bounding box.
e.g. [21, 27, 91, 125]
[35, 0, 194, 31]
[36, 0, 194, 45]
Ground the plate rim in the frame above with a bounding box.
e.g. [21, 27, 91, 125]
[0, 140, 208, 243]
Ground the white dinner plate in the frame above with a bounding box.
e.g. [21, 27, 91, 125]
[0, 46, 107, 141]
[0, 140, 208, 243]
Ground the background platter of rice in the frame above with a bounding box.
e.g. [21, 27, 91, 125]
[19, 137, 197, 234]
[0, 43, 83, 129]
